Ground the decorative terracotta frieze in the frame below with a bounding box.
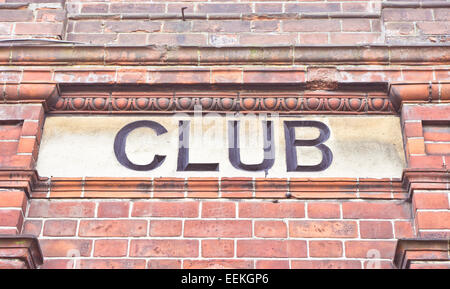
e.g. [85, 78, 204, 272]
[49, 91, 395, 114]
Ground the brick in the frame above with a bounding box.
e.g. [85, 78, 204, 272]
[342, 201, 410, 219]
[330, 33, 382, 45]
[150, 220, 182, 237]
[394, 221, 415, 238]
[383, 8, 433, 21]
[299, 32, 328, 45]
[0, 190, 27, 210]
[132, 201, 198, 218]
[81, 4, 108, 13]
[414, 192, 449, 209]
[243, 69, 305, 84]
[345, 241, 396, 259]
[342, 19, 372, 32]
[0, 142, 18, 158]
[0, 209, 22, 228]
[256, 260, 289, 269]
[417, 211, 450, 229]
[283, 20, 340, 32]
[239, 202, 305, 218]
[434, 9, 450, 21]
[147, 259, 181, 269]
[409, 155, 444, 169]
[251, 20, 280, 32]
[285, 3, 340, 13]
[404, 122, 423, 138]
[67, 33, 116, 45]
[41, 259, 73, 269]
[22, 220, 42, 236]
[193, 20, 251, 33]
[202, 240, 234, 258]
[163, 21, 191, 33]
[183, 260, 253, 269]
[105, 21, 161, 33]
[290, 220, 357, 238]
[17, 137, 36, 154]
[202, 202, 235, 218]
[255, 4, 283, 13]
[15, 23, 63, 36]
[43, 220, 77, 237]
[110, 4, 164, 13]
[130, 240, 198, 257]
[79, 259, 146, 269]
[40, 239, 92, 257]
[403, 105, 450, 121]
[239, 33, 298, 45]
[364, 260, 394, 269]
[360, 221, 393, 239]
[237, 240, 307, 258]
[79, 220, 147, 237]
[0, 10, 33, 22]
[425, 143, 450, 155]
[0, 123, 22, 140]
[197, 4, 252, 14]
[254, 221, 287, 238]
[28, 200, 95, 218]
[94, 240, 128, 257]
[407, 138, 426, 155]
[423, 124, 450, 142]
[309, 241, 343, 257]
[307, 202, 340, 219]
[292, 260, 361, 269]
[386, 23, 416, 36]
[74, 21, 103, 33]
[417, 22, 450, 35]
[98, 202, 130, 218]
[184, 220, 251, 237]
[147, 34, 207, 46]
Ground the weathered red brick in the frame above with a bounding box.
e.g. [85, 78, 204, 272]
[345, 241, 396, 258]
[342, 201, 410, 219]
[239, 202, 305, 218]
[132, 201, 198, 218]
[237, 240, 307, 258]
[202, 240, 234, 258]
[360, 221, 394, 239]
[290, 221, 358, 238]
[130, 240, 198, 257]
[79, 220, 147, 237]
[43, 220, 77, 237]
[309, 241, 343, 257]
[184, 220, 251, 237]
[307, 202, 340, 219]
[201, 202, 235, 218]
[254, 220, 287, 238]
[94, 240, 128, 257]
[40, 239, 92, 257]
[28, 200, 95, 218]
[150, 220, 182, 237]
[98, 202, 130, 218]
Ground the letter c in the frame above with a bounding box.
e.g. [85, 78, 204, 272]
[114, 120, 167, 171]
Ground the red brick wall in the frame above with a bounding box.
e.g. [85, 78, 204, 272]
[0, 1, 448, 45]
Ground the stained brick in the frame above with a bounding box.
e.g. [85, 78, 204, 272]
[130, 240, 198, 257]
[184, 220, 251, 238]
[79, 220, 147, 237]
[290, 221, 358, 238]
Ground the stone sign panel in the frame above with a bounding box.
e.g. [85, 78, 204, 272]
[36, 115, 406, 178]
